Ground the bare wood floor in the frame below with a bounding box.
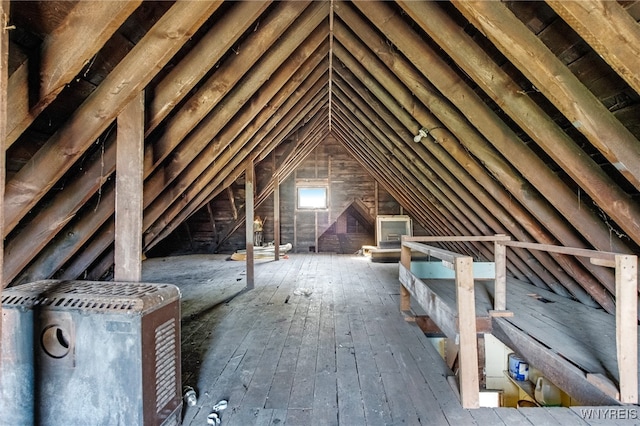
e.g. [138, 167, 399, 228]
[142, 253, 637, 425]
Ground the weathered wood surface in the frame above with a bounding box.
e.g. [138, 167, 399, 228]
[245, 163, 254, 289]
[1, 0, 8, 292]
[428, 274, 637, 407]
[452, 0, 640, 192]
[4, 0, 222, 235]
[141, 253, 622, 425]
[335, 1, 613, 308]
[351, 0, 631, 270]
[402, 0, 640, 246]
[6, 0, 142, 147]
[114, 90, 144, 282]
[546, 1, 640, 97]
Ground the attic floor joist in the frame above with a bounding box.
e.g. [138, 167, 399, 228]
[2, 0, 640, 321]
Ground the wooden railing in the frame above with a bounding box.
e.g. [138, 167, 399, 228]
[399, 235, 638, 408]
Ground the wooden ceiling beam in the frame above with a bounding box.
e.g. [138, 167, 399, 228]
[546, 0, 640, 96]
[335, 102, 486, 260]
[147, 0, 271, 134]
[143, 23, 328, 224]
[332, 110, 482, 259]
[1, 0, 8, 290]
[332, 122, 444, 241]
[14, 184, 115, 285]
[349, 1, 620, 295]
[3, 0, 222, 236]
[6, 0, 143, 147]
[333, 90, 515, 269]
[412, 1, 640, 245]
[144, 93, 328, 251]
[144, 0, 316, 174]
[332, 38, 601, 305]
[333, 64, 592, 299]
[211, 120, 328, 251]
[143, 79, 329, 250]
[16, 14, 326, 276]
[453, 1, 640, 193]
[206, 66, 328, 210]
[337, 1, 615, 302]
[142, 37, 328, 244]
[3, 137, 116, 284]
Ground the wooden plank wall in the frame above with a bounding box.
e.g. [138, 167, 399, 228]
[148, 138, 404, 256]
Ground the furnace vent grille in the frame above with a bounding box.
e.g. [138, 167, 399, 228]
[155, 318, 178, 413]
[2, 281, 176, 313]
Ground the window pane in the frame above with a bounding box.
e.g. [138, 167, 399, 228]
[298, 187, 327, 209]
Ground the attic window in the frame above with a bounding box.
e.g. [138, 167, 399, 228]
[297, 187, 327, 209]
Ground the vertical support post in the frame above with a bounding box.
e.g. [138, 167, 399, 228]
[374, 181, 379, 219]
[455, 256, 480, 409]
[615, 254, 638, 403]
[114, 90, 144, 282]
[314, 211, 318, 253]
[400, 238, 412, 312]
[245, 161, 255, 289]
[0, 0, 10, 349]
[274, 174, 280, 261]
[494, 236, 508, 311]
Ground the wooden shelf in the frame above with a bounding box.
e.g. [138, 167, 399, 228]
[504, 371, 540, 406]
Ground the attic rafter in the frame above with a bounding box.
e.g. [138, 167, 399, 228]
[453, 0, 640, 191]
[351, 1, 629, 275]
[340, 0, 617, 307]
[212, 115, 327, 251]
[146, 0, 271, 135]
[331, 117, 471, 257]
[333, 90, 504, 266]
[142, 19, 329, 229]
[438, 1, 640, 243]
[141, 34, 328, 248]
[3, 0, 223, 236]
[146, 104, 329, 253]
[334, 65, 601, 306]
[6, 0, 143, 147]
[332, 43, 596, 303]
[546, 0, 640, 96]
[328, 0, 335, 131]
[143, 74, 329, 251]
[146, 0, 314, 175]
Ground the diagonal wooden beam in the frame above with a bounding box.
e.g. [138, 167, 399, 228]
[402, 0, 640, 251]
[212, 116, 327, 251]
[332, 34, 604, 306]
[44, 59, 328, 278]
[335, 61, 575, 294]
[6, 0, 143, 147]
[3, 136, 116, 284]
[146, 0, 271, 134]
[546, 0, 640, 96]
[333, 93, 499, 264]
[1, 0, 8, 293]
[142, 25, 328, 239]
[144, 0, 313, 174]
[335, 6, 613, 305]
[4, 0, 222, 236]
[346, 1, 624, 295]
[452, 0, 640, 191]
[144, 83, 329, 250]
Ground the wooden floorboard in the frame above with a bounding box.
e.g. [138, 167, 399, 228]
[142, 253, 635, 425]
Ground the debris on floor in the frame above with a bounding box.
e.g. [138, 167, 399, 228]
[293, 287, 312, 296]
[206, 399, 228, 425]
